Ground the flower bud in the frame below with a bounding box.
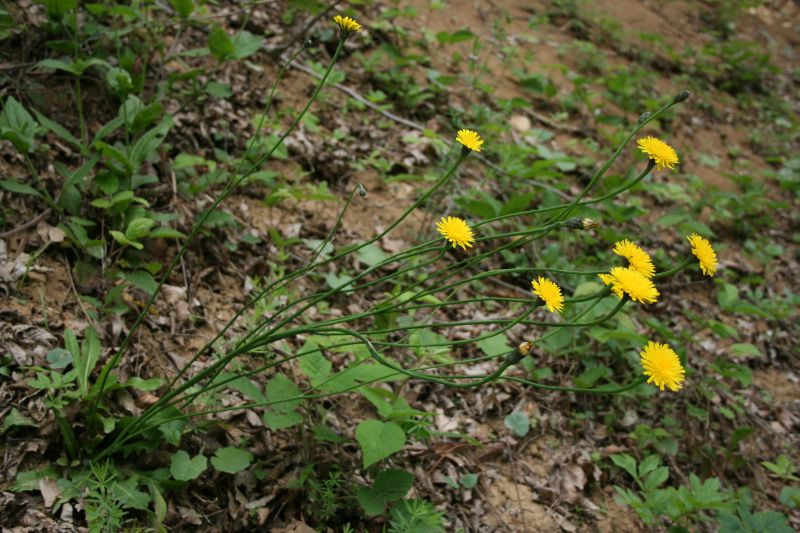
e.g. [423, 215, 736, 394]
[563, 217, 599, 231]
[673, 90, 690, 103]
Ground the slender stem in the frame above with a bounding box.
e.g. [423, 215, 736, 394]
[88, 37, 346, 423]
[75, 78, 88, 156]
[23, 155, 56, 209]
[502, 375, 647, 394]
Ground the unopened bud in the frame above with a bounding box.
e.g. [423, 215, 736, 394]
[506, 341, 533, 365]
[563, 217, 599, 231]
[357, 183, 367, 198]
[673, 90, 690, 103]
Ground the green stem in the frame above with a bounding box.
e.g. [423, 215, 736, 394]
[88, 37, 346, 423]
[23, 155, 56, 209]
[75, 78, 88, 156]
[502, 375, 647, 394]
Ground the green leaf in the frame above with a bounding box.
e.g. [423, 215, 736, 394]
[266, 373, 302, 413]
[356, 486, 386, 517]
[210, 446, 253, 474]
[123, 270, 158, 296]
[717, 283, 739, 310]
[125, 218, 156, 241]
[573, 365, 609, 388]
[297, 340, 331, 388]
[148, 227, 186, 240]
[504, 411, 530, 437]
[208, 26, 235, 61]
[638, 454, 660, 477]
[230, 31, 264, 60]
[110, 230, 143, 249]
[94, 140, 133, 174]
[35, 58, 81, 75]
[170, 450, 207, 481]
[123, 376, 162, 392]
[779, 486, 800, 508]
[11, 468, 58, 492]
[131, 102, 163, 133]
[312, 423, 344, 443]
[129, 120, 171, 169]
[263, 411, 303, 430]
[0, 179, 42, 198]
[113, 477, 151, 511]
[106, 67, 133, 94]
[643, 466, 669, 491]
[150, 482, 167, 530]
[94, 116, 124, 143]
[436, 28, 475, 44]
[409, 328, 452, 363]
[729, 343, 762, 359]
[46, 348, 71, 369]
[610, 453, 639, 481]
[42, 0, 78, 18]
[460, 473, 478, 489]
[475, 333, 513, 356]
[356, 243, 389, 267]
[1, 408, 37, 434]
[66, 327, 100, 398]
[205, 81, 232, 98]
[33, 109, 79, 147]
[218, 374, 265, 402]
[355, 419, 406, 468]
[60, 155, 97, 191]
[169, 0, 194, 18]
[0, 96, 38, 153]
[373, 469, 414, 502]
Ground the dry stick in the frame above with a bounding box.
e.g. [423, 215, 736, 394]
[286, 60, 573, 200]
[61, 255, 96, 327]
[0, 208, 52, 239]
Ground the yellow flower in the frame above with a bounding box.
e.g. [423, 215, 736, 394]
[637, 136, 679, 171]
[332, 15, 362, 35]
[613, 239, 655, 278]
[598, 273, 623, 298]
[531, 277, 565, 313]
[456, 129, 484, 152]
[436, 216, 475, 251]
[607, 266, 659, 304]
[640, 341, 686, 392]
[687, 233, 717, 276]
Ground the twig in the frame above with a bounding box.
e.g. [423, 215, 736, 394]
[505, 440, 529, 533]
[287, 60, 573, 200]
[524, 108, 586, 135]
[0, 208, 52, 239]
[62, 255, 96, 327]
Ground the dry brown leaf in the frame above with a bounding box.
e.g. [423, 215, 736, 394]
[38, 477, 60, 508]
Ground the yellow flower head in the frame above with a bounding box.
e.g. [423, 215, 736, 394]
[332, 15, 362, 35]
[436, 216, 475, 251]
[640, 341, 686, 392]
[531, 277, 565, 313]
[687, 233, 717, 276]
[637, 136, 679, 171]
[608, 266, 659, 304]
[456, 129, 484, 152]
[613, 239, 655, 278]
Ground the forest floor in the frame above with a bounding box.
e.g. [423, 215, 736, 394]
[1, 0, 799, 531]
